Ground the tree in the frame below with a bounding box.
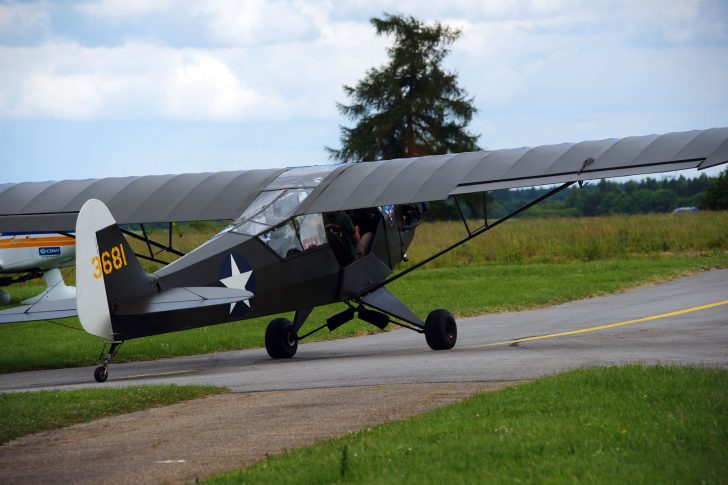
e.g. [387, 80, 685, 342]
[328, 13, 480, 162]
[701, 169, 728, 210]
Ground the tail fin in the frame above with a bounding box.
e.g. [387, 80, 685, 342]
[75, 199, 153, 340]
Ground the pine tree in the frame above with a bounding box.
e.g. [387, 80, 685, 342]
[328, 13, 480, 162]
[701, 169, 728, 210]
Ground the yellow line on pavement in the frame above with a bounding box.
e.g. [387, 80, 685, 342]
[462, 300, 728, 349]
[119, 369, 197, 379]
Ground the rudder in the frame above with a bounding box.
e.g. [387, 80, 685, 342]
[75, 199, 154, 340]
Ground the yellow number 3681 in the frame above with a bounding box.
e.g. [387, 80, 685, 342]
[91, 243, 128, 280]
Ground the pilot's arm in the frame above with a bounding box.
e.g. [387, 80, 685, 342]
[352, 225, 361, 244]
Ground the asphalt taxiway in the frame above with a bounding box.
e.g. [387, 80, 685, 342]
[1, 269, 726, 393]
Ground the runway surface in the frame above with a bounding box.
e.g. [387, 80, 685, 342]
[1, 269, 726, 393]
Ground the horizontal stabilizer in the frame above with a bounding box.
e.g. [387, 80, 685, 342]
[116, 287, 253, 315]
[0, 297, 77, 323]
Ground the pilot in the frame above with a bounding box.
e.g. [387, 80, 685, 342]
[324, 211, 372, 262]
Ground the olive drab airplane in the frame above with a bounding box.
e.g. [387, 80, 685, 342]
[1, 128, 727, 382]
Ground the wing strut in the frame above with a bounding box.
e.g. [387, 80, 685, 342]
[375, 181, 576, 290]
[120, 223, 186, 265]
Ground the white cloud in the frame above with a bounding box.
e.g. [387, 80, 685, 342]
[617, 0, 704, 43]
[1, 42, 278, 121]
[0, 28, 384, 121]
[330, 0, 582, 22]
[162, 52, 269, 120]
[16, 71, 126, 119]
[76, 0, 175, 18]
[0, 1, 49, 38]
[1, 0, 726, 133]
[194, 0, 319, 46]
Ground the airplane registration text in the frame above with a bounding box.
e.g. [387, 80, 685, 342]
[92, 244, 128, 279]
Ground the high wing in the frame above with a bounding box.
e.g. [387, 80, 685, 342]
[296, 128, 728, 214]
[0, 168, 284, 233]
[1, 128, 727, 233]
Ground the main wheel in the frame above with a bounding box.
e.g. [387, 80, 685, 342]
[94, 366, 108, 383]
[265, 317, 298, 359]
[425, 309, 457, 350]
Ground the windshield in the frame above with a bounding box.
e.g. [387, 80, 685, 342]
[266, 165, 338, 190]
[230, 164, 338, 236]
[258, 213, 327, 258]
[232, 188, 313, 235]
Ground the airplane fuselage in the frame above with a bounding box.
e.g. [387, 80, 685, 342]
[0, 233, 75, 273]
[109, 206, 417, 340]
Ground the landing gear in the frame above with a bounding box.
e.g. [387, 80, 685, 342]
[425, 309, 457, 350]
[94, 341, 123, 383]
[94, 366, 108, 383]
[261, 294, 457, 361]
[265, 317, 298, 359]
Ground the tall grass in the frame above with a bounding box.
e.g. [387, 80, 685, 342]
[133, 213, 728, 272]
[9, 213, 728, 283]
[404, 212, 728, 267]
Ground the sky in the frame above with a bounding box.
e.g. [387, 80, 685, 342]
[1, 0, 727, 183]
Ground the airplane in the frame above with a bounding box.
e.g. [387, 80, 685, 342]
[0, 127, 726, 382]
[0, 232, 76, 305]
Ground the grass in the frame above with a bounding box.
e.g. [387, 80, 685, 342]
[0, 384, 224, 444]
[0, 254, 726, 373]
[404, 212, 728, 267]
[207, 365, 728, 484]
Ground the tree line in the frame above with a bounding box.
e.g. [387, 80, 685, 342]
[426, 171, 727, 220]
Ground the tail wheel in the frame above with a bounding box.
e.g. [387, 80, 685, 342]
[265, 317, 298, 359]
[94, 366, 109, 383]
[425, 309, 457, 350]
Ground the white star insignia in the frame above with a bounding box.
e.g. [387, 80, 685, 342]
[220, 255, 252, 313]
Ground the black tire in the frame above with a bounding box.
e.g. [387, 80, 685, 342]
[94, 366, 108, 383]
[425, 309, 457, 350]
[265, 318, 298, 359]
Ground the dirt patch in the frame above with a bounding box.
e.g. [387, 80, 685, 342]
[0, 381, 520, 484]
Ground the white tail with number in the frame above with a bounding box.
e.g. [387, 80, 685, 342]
[75, 199, 117, 341]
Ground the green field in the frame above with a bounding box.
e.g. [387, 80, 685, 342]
[207, 366, 728, 484]
[1, 213, 726, 373]
[405, 211, 728, 266]
[0, 385, 224, 444]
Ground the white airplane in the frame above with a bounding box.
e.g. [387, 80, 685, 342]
[0, 232, 76, 305]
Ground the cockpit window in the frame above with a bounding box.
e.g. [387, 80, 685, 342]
[230, 164, 337, 236]
[266, 165, 338, 190]
[258, 213, 327, 258]
[232, 188, 313, 235]
[237, 189, 283, 223]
